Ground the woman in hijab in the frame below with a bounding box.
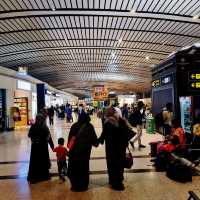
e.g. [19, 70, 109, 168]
[67, 112, 98, 191]
[99, 106, 133, 191]
[27, 114, 54, 184]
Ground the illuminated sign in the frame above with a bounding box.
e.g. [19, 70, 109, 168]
[92, 86, 108, 100]
[189, 72, 200, 80]
[17, 80, 31, 91]
[188, 71, 200, 91]
[152, 79, 160, 87]
[190, 82, 200, 89]
[18, 66, 28, 76]
[161, 75, 173, 85]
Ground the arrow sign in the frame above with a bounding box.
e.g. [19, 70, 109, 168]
[191, 74, 196, 79]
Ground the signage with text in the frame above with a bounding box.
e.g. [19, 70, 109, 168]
[161, 75, 173, 85]
[92, 86, 108, 100]
[188, 72, 200, 80]
[152, 79, 160, 87]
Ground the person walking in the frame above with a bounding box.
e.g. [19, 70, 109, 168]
[65, 105, 73, 123]
[48, 106, 55, 125]
[122, 104, 129, 119]
[27, 114, 54, 184]
[99, 107, 134, 191]
[67, 112, 98, 191]
[53, 138, 68, 181]
[130, 101, 146, 149]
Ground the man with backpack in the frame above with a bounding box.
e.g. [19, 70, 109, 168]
[129, 101, 146, 149]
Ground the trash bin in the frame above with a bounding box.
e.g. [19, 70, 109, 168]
[146, 114, 155, 134]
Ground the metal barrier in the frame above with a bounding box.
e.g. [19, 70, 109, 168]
[188, 191, 200, 200]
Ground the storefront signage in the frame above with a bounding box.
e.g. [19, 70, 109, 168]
[92, 86, 108, 100]
[17, 80, 31, 91]
[152, 79, 160, 87]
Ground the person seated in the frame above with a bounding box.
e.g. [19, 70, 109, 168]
[154, 135, 180, 171]
[171, 119, 186, 147]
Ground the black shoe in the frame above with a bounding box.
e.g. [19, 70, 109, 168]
[111, 183, 125, 191]
[139, 144, 146, 148]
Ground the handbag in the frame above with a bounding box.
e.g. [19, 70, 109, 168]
[124, 147, 133, 169]
[67, 124, 86, 151]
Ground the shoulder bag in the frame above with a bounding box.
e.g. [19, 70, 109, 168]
[124, 146, 133, 169]
[67, 124, 86, 151]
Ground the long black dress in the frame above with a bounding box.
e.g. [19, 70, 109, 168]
[27, 124, 54, 183]
[67, 120, 98, 191]
[99, 117, 130, 187]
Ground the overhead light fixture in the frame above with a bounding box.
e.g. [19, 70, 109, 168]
[145, 56, 149, 60]
[130, 9, 135, 14]
[52, 7, 56, 11]
[193, 15, 199, 20]
[118, 38, 122, 44]
[111, 52, 115, 58]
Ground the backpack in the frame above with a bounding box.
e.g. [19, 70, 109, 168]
[166, 159, 192, 183]
[155, 112, 164, 127]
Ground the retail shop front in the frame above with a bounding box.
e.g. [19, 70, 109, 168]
[13, 80, 37, 128]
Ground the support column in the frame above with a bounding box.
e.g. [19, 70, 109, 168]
[37, 84, 46, 113]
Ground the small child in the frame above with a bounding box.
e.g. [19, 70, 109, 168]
[53, 138, 68, 181]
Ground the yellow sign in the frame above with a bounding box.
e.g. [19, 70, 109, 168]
[190, 74, 200, 80]
[152, 79, 160, 87]
[191, 82, 200, 88]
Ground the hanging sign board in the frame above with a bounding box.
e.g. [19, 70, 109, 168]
[92, 86, 108, 100]
[152, 79, 160, 87]
[188, 71, 200, 91]
[18, 66, 28, 75]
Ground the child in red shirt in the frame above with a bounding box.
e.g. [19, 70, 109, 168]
[53, 138, 68, 181]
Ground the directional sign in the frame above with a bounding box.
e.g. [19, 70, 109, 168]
[152, 79, 160, 87]
[188, 72, 200, 80]
[189, 81, 200, 91]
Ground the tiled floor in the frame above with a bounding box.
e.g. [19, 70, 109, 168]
[0, 114, 199, 200]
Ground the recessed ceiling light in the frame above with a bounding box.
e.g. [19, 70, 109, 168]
[118, 38, 122, 43]
[193, 15, 199, 20]
[145, 56, 149, 60]
[111, 52, 115, 57]
[130, 9, 135, 14]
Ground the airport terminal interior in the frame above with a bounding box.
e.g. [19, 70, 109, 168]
[0, 0, 200, 199]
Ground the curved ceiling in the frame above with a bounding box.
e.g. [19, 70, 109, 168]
[0, 0, 200, 96]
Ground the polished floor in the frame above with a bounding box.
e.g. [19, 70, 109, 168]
[0, 114, 199, 200]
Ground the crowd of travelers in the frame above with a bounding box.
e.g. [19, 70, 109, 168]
[27, 101, 200, 191]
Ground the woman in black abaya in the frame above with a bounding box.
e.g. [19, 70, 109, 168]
[67, 113, 98, 191]
[27, 114, 54, 184]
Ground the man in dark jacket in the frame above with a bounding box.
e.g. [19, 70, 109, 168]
[130, 101, 146, 149]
